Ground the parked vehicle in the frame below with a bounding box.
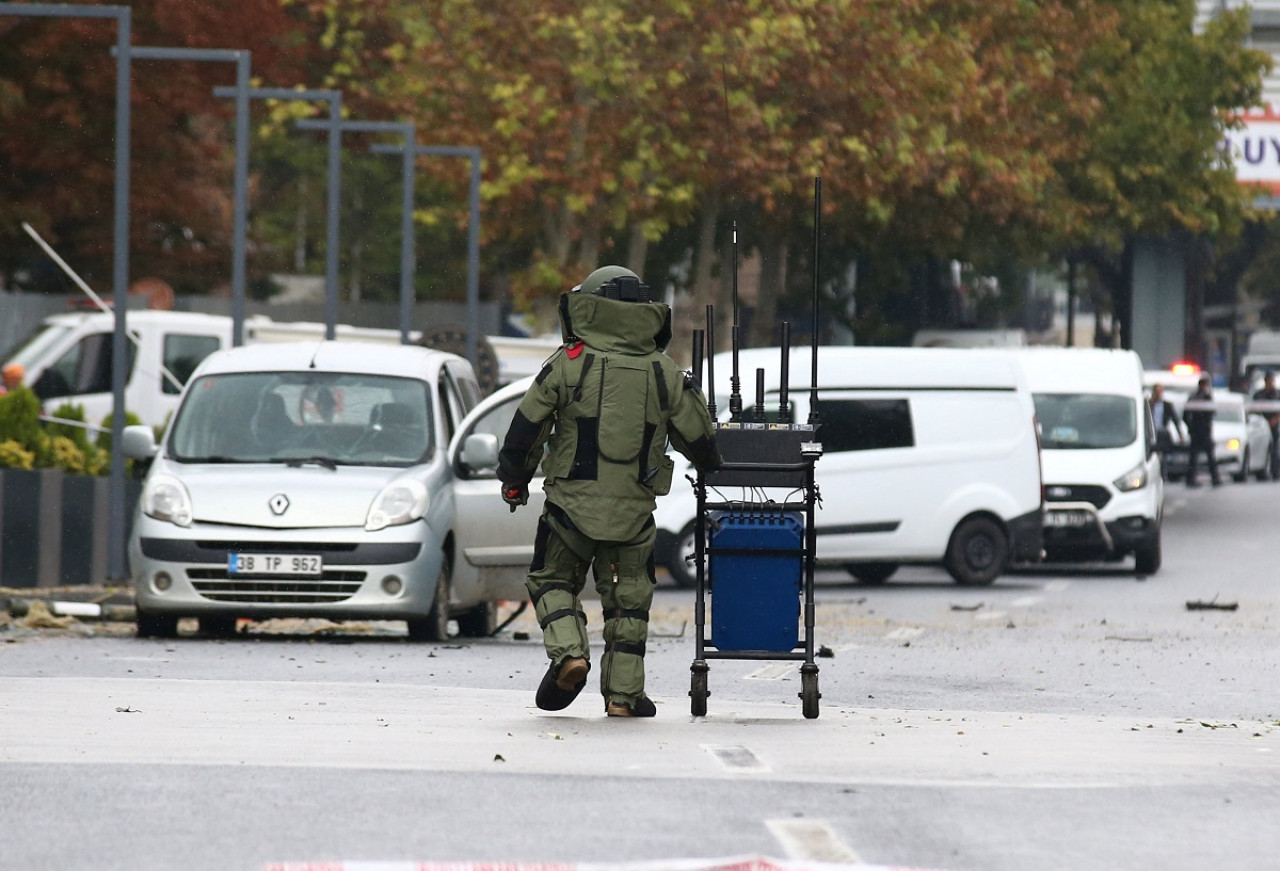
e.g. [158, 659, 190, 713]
[1150, 389, 1273, 483]
[1011, 348, 1163, 574]
[122, 339, 530, 640]
[637, 346, 1044, 587]
[1, 308, 558, 429]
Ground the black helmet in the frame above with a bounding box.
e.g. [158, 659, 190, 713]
[574, 265, 652, 302]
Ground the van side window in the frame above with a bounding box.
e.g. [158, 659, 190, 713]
[821, 399, 914, 452]
[161, 334, 222, 394]
[34, 332, 136, 399]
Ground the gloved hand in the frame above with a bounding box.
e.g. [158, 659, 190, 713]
[502, 483, 528, 513]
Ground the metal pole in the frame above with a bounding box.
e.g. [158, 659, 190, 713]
[110, 9, 132, 583]
[304, 120, 416, 344]
[0, 3, 134, 581]
[214, 86, 342, 339]
[122, 47, 253, 346]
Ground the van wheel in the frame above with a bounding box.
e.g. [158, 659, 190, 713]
[455, 601, 497, 638]
[407, 556, 451, 641]
[665, 522, 699, 589]
[944, 517, 1007, 586]
[1134, 526, 1162, 575]
[844, 562, 898, 584]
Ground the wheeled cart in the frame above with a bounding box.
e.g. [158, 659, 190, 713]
[689, 421, 823, 718]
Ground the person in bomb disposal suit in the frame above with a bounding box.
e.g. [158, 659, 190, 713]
[1183, 375, 1220, 488]
[499, 266, 722, 718]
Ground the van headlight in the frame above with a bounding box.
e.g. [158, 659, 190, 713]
[365, 479, 428, 531]
[142, 474, 193, 527]
[1113, 463, 1148, 492]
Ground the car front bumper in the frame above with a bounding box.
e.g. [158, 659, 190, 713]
[130, 517, 443, 621]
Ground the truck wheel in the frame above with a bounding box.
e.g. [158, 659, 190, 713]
[407, 556, 451, 641]
[944, 516, 1007, 586]
[665, 522, 699, 589]
[136, 613, 178, 639]
[1134, 526, 1162, 575]
[844, 562, 898, 584]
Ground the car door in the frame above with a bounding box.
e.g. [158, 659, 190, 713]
[448, 379, 545, 603]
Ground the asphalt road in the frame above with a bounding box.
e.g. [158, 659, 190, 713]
[2, 478, 1278, 871]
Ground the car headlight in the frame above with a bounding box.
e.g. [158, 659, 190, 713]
[142, 474, 193, 527]
[365, 479, 429, 531]
[1113, 462, 1148, 492]
[1226, 438, 1241, 452]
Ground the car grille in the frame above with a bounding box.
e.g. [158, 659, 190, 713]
[185, 570, 367, 603]
[1044, 484, 1111, 510]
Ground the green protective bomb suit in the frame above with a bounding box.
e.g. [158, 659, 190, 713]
[499, 266, 721, 714]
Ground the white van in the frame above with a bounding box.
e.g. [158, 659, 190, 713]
[653, 346, 1045, 586]
[1008, 348, 1163, 573]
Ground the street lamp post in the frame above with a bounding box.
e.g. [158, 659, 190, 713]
[213, 86, 343, 339]
[117, 47, 252, 345]
[295, 119, 416, 344]
[0, 2, 133, 581]
[372, 144, 482, 368]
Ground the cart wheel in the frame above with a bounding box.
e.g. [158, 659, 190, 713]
[690, 662, 709, 717]
[800, 669, 820, 720]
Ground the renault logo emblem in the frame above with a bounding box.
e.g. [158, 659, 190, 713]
[269, 494, 290, 515]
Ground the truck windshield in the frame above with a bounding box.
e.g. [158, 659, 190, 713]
[1033, 393, 1136, 449]
[169, 371, 434, 467]
[1, 323, 72, 369]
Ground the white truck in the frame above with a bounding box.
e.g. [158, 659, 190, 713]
[1, 308, 559, 429]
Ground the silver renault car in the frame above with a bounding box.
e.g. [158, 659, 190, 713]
[124, 340, 490, 640]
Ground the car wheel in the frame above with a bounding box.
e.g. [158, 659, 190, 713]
[136, 612, 178, 639]
[197, 616, 237, 637]
[1134, 525, 1162, 575]
[844, 562, 898, 584]
[407, 555, 451, 642]
[665, 521, 699, 589]
[455, 601, 497, 638]
[944, 516, 1007, 586]
[1234, 448, 1249, 483]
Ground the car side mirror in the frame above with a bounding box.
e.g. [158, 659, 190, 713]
[460, 432, 500, 471]
[121, 424, 158, 461]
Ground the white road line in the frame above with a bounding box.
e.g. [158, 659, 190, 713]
[974, 610, 1008, 622]
[745, 663, 797, 680]
[1009, 596, 1041, 608]
[765, 818, 863, 864]
[702, 744, 771, 773]
[1044, 579, 1071, 593]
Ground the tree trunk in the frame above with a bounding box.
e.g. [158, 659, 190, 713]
[691, 194, 722, 349]
[626, 223, 648, 277]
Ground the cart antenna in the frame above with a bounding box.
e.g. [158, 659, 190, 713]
[705, 305, 717, 418]
[808, 177, 822, 427]
[779, 321, 791, 423]
[692, 327, 705, 391]
[729, 219, 743, 422]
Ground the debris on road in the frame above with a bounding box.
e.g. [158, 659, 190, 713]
[1186, 596, 1238, 611]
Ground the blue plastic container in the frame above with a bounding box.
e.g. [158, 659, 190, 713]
[709, 511, 803, 652]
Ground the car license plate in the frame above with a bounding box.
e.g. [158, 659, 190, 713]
[1045, 511, 1091, 529]
[228, 553, 322, 576]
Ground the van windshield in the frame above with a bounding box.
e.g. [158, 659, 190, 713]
[1033, 393, 1136, 449]
[169, 371, 433, 467]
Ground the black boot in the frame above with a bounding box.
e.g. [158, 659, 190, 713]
[535, 656, 590, 711]
[605, 696, 657, 718]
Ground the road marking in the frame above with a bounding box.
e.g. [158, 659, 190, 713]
[974, 610, 1007, 622]
[745, 663, 796, 680]
[765, 818, 862, 864]
[1044, 579, 1071, 593]
[886, 627, 924, 641]
[1009, 596, 1040, 608]
[703, 744, 771, 772]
